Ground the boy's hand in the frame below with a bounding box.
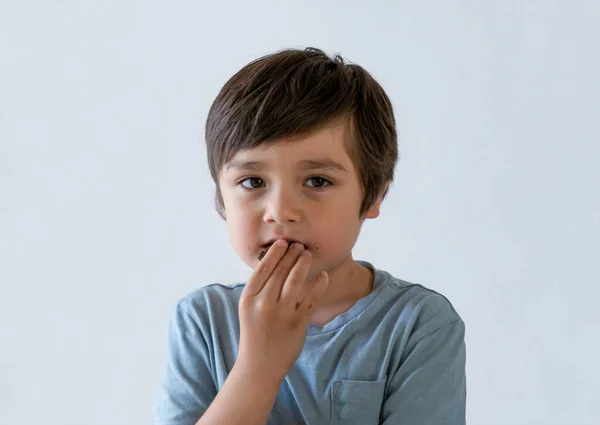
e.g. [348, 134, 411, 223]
[236, 239, 329, 384]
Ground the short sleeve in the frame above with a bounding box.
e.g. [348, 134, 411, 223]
[151, 300, 218, 425]
[380, 314, 466, 424]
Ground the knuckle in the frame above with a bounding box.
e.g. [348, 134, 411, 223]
[254, 262, 269, 275]
[239, 295, 254, 310]
[281, 305, 298, 320]
[270, 267, 288, 282]
[286, 272, 301, 287]
[255, 297, 273, 314]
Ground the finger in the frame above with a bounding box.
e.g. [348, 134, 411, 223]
[298, 271, 329, 312]
[261, 242, 305, 301]
[242, 239, 289, 297]
[279, 249, 312, 305]
[293, 269, 321, 305]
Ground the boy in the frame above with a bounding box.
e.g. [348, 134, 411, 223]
[152, 47, 466, 425]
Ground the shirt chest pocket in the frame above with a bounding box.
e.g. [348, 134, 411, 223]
[330, 379, 387, 425]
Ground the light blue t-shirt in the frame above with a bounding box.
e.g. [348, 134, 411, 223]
[152, 261, 466, 425]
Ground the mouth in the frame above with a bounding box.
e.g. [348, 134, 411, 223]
[258, 239, 307, 261]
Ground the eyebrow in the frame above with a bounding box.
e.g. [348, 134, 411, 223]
[225, 160, 263, 171]
[225, 158, 348, 172]
[299, 159, 348, 172]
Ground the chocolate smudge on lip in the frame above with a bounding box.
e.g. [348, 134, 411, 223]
[258, 246, 270, 261]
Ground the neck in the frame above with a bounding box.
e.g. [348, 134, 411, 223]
[314, 254, 373, 307]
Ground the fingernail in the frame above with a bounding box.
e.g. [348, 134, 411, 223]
[292, 242, 305, 250]
[276, 240, 288, 247]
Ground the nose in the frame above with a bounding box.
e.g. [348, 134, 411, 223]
[263, 187, 303, 224]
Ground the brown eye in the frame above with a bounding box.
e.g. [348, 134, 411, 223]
[240, 177, 264, 189]
[306, 176, 331, 188]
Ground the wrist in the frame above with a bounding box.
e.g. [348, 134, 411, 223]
[232, 360, 286, 391]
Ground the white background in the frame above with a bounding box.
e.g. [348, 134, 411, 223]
[1, 1, 599, 424]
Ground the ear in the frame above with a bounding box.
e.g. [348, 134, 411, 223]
[364, 182, 389, 219]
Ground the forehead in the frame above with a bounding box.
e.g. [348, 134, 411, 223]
[224, 119, 356, 170]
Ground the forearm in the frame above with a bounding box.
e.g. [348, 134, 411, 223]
[195, 364, 281, 425]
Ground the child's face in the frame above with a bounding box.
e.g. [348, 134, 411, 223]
[218, 119, 382, 279]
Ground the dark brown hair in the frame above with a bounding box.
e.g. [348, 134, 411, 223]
[205, 47, 398, 219]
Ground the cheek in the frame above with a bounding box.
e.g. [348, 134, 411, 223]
[225, 208, 254, 247]
[310, 193, 362, 246]
[312, 215, 360, 253]
[228, 214, 257, 239]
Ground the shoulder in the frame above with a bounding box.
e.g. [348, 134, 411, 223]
[177, 282, 245, 310]
[169, 282, 245, 334]
[374, 267, 464, 340]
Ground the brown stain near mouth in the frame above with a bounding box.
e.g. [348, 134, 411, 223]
[258, 244, 271, 261]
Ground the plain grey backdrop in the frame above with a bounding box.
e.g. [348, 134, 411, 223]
[1, 1, 599, 424]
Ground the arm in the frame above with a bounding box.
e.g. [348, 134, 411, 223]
[151, 300, 215, 425]
[194, 365, 281, 425]
[152, 240, 328, 425]
[151, 300, 283, 425]
[380, 318, 467, 425]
